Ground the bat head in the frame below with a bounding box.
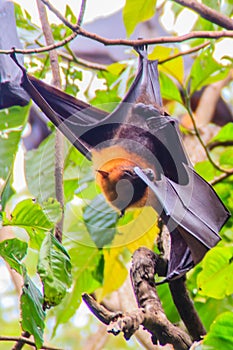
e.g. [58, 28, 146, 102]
[95, 159, 153, 214]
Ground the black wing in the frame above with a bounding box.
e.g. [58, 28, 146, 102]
[134, 163, 230, 281]
[11, 45, 163, 158]
[0, 1, 29, 108]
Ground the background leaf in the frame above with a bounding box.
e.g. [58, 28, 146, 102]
[123, 0, 157, 36]
[197, 247, 233, 299]
[21, 268, 45, 349]
[0, 105, 29, 179]
[38, 233, 72, 306]
[0, 238, 27, 273]
[203, 312, 233, 349]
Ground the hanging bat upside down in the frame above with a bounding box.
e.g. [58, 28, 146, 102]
[11, 46, 230, 282]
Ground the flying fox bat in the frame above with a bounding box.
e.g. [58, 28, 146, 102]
[11, 47, 230, 282]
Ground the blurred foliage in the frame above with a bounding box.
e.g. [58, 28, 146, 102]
[0, 1, 232, 349]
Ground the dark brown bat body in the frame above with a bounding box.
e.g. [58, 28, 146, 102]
[11, 47, 230, 282]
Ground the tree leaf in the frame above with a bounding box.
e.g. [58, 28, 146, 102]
[0, 105, 29, 179]
[210, 122, 233, 143]
[37, 232, 72, 307]
[52, 245, 101, 333]
[188, 47, 230, 95]
[25, 133, 56, 203]
[203, 312, 233, 349]
[0, 238, 27, 274]
[21, 267, 45, 349]
[197, 246, 233, 299]
[3, 198, 56, 248]
[159, 72, 183, 104]
[123, 0, 157, 36]
[100, 247, 128, 298]
[83, 194, 118, 248]
[150, 46, 184, 84]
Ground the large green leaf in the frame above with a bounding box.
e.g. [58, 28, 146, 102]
[188, 47, 230, 95]
[203, 312, 233, 349]
[197, 246, 233, 299]
[21, 267, 45, 349]
[159, 72, 183, 104]
[38, 233, 72, 307]
[25, 133, 56, 202]
[0, 238, 27, 274]
[123, 0, 157, 36]
[83, 194, 118, 248]
[52, 244, 101, 334]
[0, 105, 29, 179]
[210, 122, 233, 143]
[3, 198, 59, 248]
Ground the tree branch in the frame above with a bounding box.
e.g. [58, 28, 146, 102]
[1, 31, 233, 56]
[36, 0, 64, 243]
[83, 248, 192, 350]
[169, 277, 206, 341]
[172, 0, 233, 30]
[210, 170, 233, 186]
[1, 335, 63, 350]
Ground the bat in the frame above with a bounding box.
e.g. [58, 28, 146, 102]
[11, 46, 230, 282]
[0, 0, 29, 109]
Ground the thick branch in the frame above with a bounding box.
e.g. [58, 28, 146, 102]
[172, 0, 233, 30]
[131, 248, 192, 349]
[169, 277, 206, 341]
[83, 249, 192, 350]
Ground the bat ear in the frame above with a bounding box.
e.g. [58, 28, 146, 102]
[96, 170, 109, 178]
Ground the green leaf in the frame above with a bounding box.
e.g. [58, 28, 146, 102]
[0, 170, 15, 210]
[197, 246, 233, 299]
[203, 312, 233, 349]
[195, 160, 221, 182]
[202, 0, 220, 10]
[188, 47, 230, 95]
[21, 267, 45, 349]
[159, 72, 183, 104]
[38, 233, 72, 307]
[210, 122, 233, 143]
[0, 238, 27, 273]
[3, 198, 56, 248]
[52, 245, 101, 333]
[42, 198, 62, 224]
[83, 194, 118, 248]
[25, 133, 56, 202]
[219, 148, 233, 168]
[0, 105, 29, 179]
[123, 0, 157, 36]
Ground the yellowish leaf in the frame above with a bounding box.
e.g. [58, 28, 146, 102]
[149, 46, 184, 84]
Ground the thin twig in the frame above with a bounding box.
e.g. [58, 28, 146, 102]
[158, 41, 210, 64]
[77, 0, 87, 26]
[210, 171, 233, 186]
[60, 47, 107, 70]
[207, 140, 233, 150]
[185, 98, 233, 174]
[172, 0, 233, 30]
[1, 336, 63, 350]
